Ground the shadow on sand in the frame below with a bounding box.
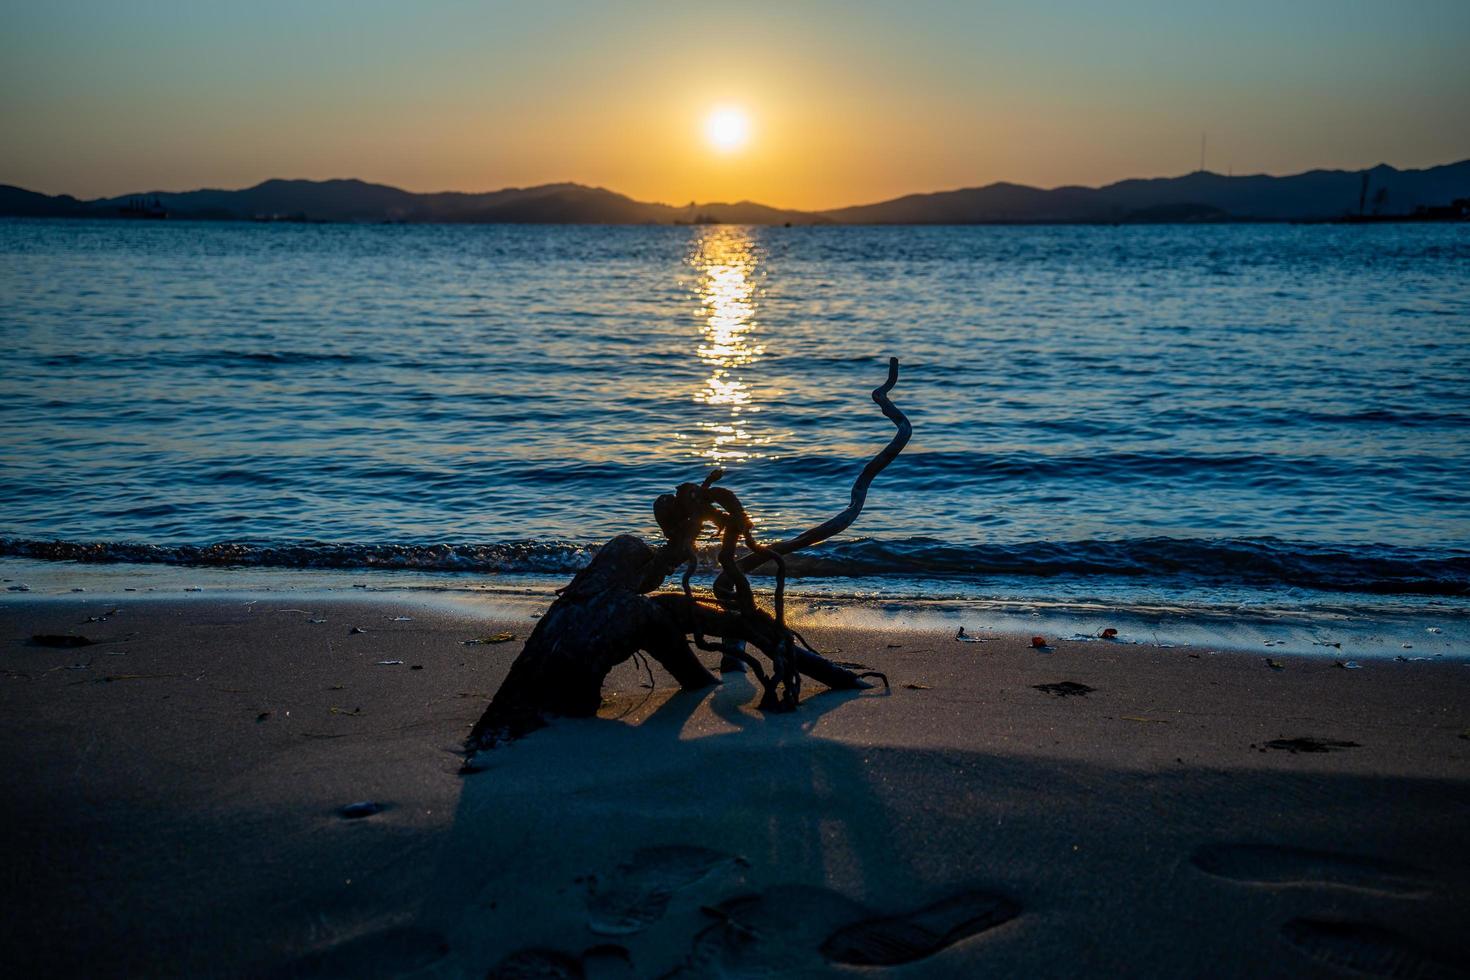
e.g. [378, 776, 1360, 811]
[270, 675, 1470, 978]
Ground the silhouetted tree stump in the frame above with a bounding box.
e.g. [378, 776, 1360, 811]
[465, 359, 911, 761]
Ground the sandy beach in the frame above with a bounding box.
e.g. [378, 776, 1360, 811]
[1, 592, 1466, 977]
[7, 4, 1469, 978]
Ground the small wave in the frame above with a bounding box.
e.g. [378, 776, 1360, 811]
[0, 537, 595, 574]
[783, 537, 1470, 597]
[29, 350, 374, 370]
[198, 350, 372, 366]
[2, 535, 1465, 597]
[757, 450, 1414, 485]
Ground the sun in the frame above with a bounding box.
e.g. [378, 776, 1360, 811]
[704, 106, 751, 153]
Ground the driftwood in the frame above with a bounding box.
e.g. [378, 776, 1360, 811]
[465, 358, 911, 759]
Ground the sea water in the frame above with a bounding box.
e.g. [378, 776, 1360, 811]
[2, 218, 1467, 639]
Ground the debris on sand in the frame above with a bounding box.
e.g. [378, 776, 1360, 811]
[903, 683, 932, 690]
[465, 632, 517, 645]
[337, 801, 383, 819]
[30, 634, 97, 648]
[1100, 628, 1119, 639]
[1256, 737, 1360, 754]
[349, 626, 368, 635]
[375, 660, 405, 666]
[1033, 681, 1094, 697]
[1333, 660, 1362, 670]
[1265, 658, 1285, 671]
[954, 627, 986, 643]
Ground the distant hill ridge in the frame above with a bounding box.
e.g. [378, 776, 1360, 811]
[3, 159, 1468, 224]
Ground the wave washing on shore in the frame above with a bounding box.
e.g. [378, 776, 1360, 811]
[3, 219, 1468, 618]
[2, 534, 1467, 598]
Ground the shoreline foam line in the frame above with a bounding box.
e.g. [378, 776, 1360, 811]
[2, 534, 1467, 597]
[4, 556, 1465, 661]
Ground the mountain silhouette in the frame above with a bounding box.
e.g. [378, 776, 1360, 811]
[821, 161, 1470, 223]
[3, 159, 1468, 224]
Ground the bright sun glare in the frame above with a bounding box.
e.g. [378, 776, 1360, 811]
[704, 107, 750, 153]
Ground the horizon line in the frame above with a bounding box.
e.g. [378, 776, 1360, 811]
[8, 154, 1468, 215]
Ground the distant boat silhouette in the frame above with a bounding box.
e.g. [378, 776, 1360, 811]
[118, 195, 166, 219]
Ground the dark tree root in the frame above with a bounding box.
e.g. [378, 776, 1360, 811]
[464, 359, 911, 761]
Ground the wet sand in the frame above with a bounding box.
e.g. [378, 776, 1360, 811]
[1, 595, 1467, 977]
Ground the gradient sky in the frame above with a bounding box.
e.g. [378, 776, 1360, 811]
[2, 0, 1467, 210]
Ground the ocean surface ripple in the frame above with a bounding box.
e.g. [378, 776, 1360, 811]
[3, 219, 1468, 607]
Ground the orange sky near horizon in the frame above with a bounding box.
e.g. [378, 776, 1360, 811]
[2, 1, 1468, 210]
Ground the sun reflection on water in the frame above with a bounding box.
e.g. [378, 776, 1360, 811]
[688, 226, 772, 463]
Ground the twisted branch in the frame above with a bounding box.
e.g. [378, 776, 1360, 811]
[671, 359, 909, 707]
[721, 356, 911, 587]
[466, 359, 910, 754]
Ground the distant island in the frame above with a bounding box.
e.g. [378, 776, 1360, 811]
[3, 159, 1468, 225]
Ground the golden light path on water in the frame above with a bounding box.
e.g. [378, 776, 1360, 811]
[687, 226, 773, 464]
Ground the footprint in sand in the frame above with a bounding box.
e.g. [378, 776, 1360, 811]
[668, 883, 1018, 975]
[820, 890, 1021, 966]
[585, 845, 745, 936]
[487, 948, 581, 980]
[273, 925, 449, 978]
[487, 944, 634, 980]
[1192, 843, 1432, 898]
[1280, 918, 1466, 979]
